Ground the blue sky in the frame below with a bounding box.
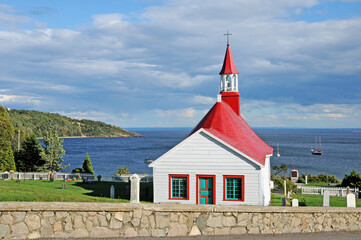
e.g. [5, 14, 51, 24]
[1, 0, 361, 128]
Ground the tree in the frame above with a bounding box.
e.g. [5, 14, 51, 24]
[82, 153, 94, 174]
[0, 106, 16, 171]
[41, 129, 69, 171]
[272, 163, 288, 177]
[11, 128, 31, 154]
[342, 169, 361, 188]
[115, 167, 130, 175]
[14, 134, 45, 172]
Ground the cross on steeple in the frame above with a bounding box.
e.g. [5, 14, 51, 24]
[224, 30, 232, 45]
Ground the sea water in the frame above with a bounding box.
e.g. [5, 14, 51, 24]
[59, 128, 361, 179]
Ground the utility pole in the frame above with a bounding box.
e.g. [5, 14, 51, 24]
[17, 129, 20, 151]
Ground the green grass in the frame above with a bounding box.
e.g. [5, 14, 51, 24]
[271, 193, 290, 206]
[294, 194, 361, 207]
[271, 192, 361, 207]
[0, 180, 153, 202]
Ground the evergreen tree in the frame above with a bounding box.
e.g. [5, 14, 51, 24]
[0, 106, 16, 171]
[41, 129, 69, 171]
[82, 153, 94, 174]
[14, 134, 45, 172]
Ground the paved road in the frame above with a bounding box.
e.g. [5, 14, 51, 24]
[42, 231, 361, 240]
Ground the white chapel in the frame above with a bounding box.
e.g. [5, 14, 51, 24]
[149, 42, 274, 206]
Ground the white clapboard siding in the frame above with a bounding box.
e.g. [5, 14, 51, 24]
[152, 130, 264, 205]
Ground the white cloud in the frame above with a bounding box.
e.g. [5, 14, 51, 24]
[92, 13, 125, 26]
[0, 94, 41, 105]
[191, 95, 215, 105]
[0, 4, 33, 29]
[152, 107, 198, 118]
[1, 1, 361, 127]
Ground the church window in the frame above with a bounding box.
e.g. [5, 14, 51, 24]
[224, 175, 244, 201]
[169, 174, 189, 200]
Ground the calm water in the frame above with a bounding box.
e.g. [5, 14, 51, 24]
[59, 128, 361, 179]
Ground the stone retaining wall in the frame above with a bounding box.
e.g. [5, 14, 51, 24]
[0, 202, 360, 239]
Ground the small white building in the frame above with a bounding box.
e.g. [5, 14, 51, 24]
[149, 43, 273, 206]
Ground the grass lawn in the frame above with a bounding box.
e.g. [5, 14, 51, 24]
[271, 193, 286, 206]
[294, 194, 361, 207]
[0, 180, 153, 202]
[271, 193, 361, 207]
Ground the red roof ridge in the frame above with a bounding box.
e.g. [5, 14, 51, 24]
[189, 101, 273, 165]
[219, 44, 239, 75]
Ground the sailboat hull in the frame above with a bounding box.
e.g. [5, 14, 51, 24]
[311, 149, 322, 155]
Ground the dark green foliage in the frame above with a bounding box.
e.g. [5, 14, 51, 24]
[301, 174, 341, 184]
[0, 106, 16, 171]
[342, 169, 361, 188]
[71, 168, 83, 173]
[297, 176, 305, 183]
[42, 129, 69, 171]
[82, 153, 94, 174]
[11, 128, 32, 154]
[272, 163, 288, 176]
[7, 108, 140, 138]
[14, 134, 45, 172]
[273, 176, 300, 194]
[115, 167, 130, 175]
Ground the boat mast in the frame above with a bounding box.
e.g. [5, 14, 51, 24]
[319, 137, 321, 152]
[315, 136, 317, 151]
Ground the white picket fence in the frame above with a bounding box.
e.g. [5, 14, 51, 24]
[0, 172, 153, 182]
[301, 186, 359, 197]
[0, 171, 95, 181]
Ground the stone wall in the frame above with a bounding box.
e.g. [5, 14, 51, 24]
[0, 202, 360, 239]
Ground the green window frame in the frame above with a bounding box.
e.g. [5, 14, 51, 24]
[224, 176, 244, 201]
[169, 174, 189, 200]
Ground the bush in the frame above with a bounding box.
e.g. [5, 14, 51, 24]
[342, 169, 361, 188]
[71, 168, 83, 173]
[297, 177, 305, 184]
[82, 153, 94, 174]
[273, 176, 300, 194]
[301, 174, 341, 184]
[115, 167, 130, 175]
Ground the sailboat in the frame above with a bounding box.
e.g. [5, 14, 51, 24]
[311, 136, 322, 155]
[276, 143, 280, 157]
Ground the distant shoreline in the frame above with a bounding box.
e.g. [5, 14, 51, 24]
[38, 135, 142, 140]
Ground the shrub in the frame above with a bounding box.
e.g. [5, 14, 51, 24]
[301, 174, 341, 184]
[297, 177, 305, 184]
[342, 169, 361, 188]
[273, 176, 300, 194]
[115, 167, 130, 175]
[82, 153, 94, 174]
[71, 168, 83, 173]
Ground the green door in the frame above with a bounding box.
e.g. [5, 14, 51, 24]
[199, 177, 213, 204]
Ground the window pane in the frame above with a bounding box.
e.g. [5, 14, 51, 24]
[226, 177, 243, 200]
[171, 177, 187, 199]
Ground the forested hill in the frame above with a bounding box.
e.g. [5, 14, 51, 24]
[7, 108, 141, 138]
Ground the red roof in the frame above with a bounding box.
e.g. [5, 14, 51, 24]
[189, 101, 273, 165]
[219, 45, 239, 75]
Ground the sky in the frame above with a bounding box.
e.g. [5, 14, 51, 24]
[1, 0, 361, 128]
